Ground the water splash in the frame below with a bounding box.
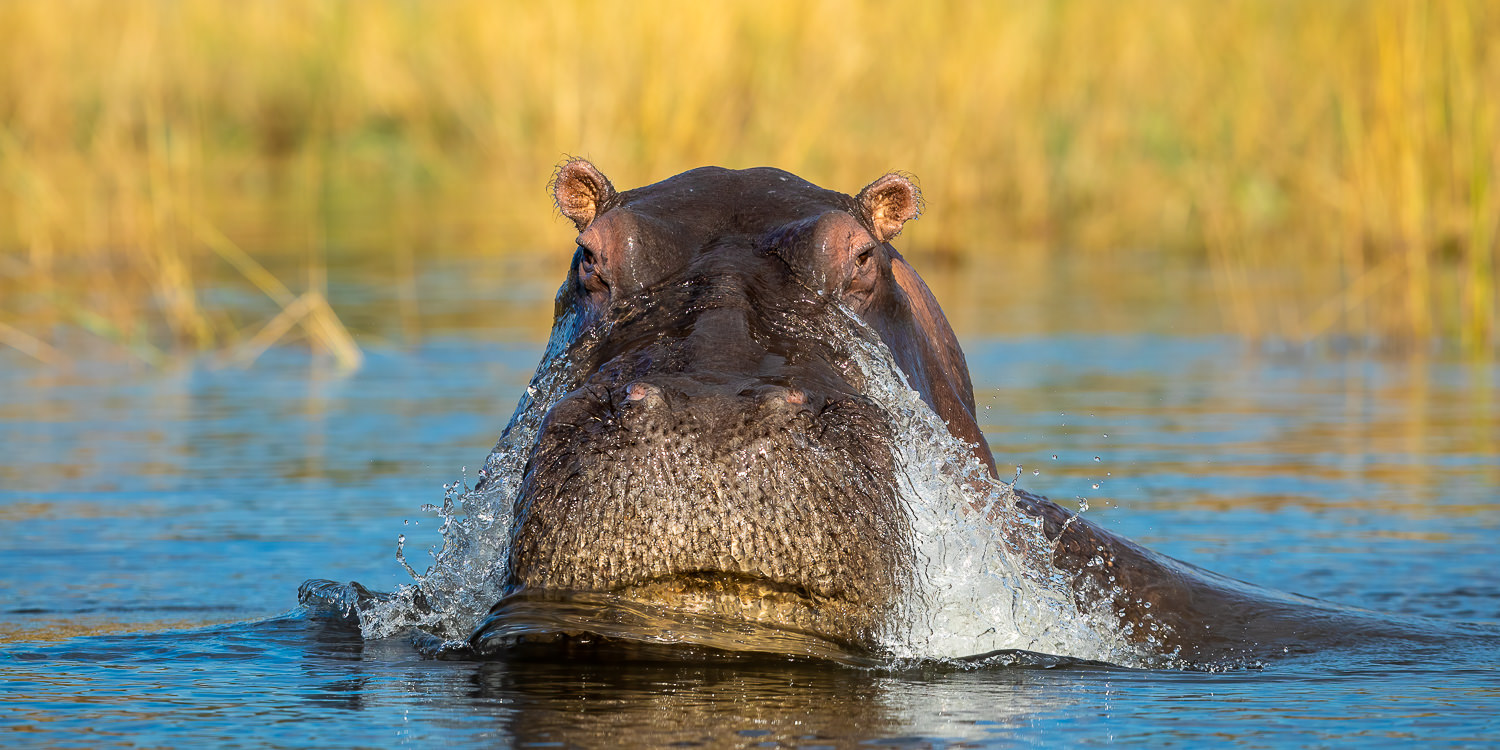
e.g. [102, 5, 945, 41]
[353, 301, 1142, 665]
[833, 313, 1142, 666]
[357, 304, 594, 643]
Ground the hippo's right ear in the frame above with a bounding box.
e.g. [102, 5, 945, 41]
[551, 159, 617, 232]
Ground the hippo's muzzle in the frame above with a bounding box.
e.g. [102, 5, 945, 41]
[498, 327, 911, 651]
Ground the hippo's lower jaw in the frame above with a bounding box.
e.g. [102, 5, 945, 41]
[467, 580, 885, 663]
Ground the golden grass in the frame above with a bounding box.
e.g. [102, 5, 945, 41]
[0, 0, 1495, 361]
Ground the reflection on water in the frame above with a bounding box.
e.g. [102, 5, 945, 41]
[2, 252, 1497, 745]
[5, 614, 1496, 747]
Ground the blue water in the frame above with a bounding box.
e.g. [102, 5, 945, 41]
[3, 257, 1498, 746]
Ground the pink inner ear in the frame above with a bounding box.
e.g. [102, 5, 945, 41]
[552, 160, 616, 231]
[858, 173, 923, 242]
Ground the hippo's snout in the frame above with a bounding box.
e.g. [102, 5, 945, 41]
[506, 368, 910, 648]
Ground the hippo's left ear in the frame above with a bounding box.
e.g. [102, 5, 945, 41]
[552, 158, 618, 232]
[857, 173, 923, 242]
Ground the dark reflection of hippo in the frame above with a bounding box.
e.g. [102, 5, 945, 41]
[464, 160, 1430, 665]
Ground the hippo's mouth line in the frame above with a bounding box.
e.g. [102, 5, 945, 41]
[611, 570, 828, 604]
[467, 586, 882, 664]
[502, 570, 852, 621]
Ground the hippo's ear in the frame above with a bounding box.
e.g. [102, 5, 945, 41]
[552, 159, 617, 232]
[857, 173, 923, 242]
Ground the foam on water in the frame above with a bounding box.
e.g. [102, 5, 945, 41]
[834, 317, 1141, 666]
[355, 303, 1142, 665]
[357, 305, 592, 644]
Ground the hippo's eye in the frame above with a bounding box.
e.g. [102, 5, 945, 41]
[854, 243, 876, 268]
[576, 242, 609, 300]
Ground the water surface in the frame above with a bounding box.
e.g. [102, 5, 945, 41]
[3, 251, 1497, 746]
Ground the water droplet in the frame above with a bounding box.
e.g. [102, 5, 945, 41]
[1032, 470, 1040, 476]
[1102, 433, 1109, 438]
[1051, 454, 1058, 460]
[1091, 483, 1100, 490]
[1077, 497, 1090, 513]
[1093, 456, 1101, 462]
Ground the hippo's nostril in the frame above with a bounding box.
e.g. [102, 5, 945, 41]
[624, 381, 665, 407]
[754, 385, 812, 413]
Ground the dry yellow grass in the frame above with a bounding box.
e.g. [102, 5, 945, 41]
[1, 0, 1495, 361]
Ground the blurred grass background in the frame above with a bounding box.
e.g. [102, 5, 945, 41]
[1, 0, 1496, 366]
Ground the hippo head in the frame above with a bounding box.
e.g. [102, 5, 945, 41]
[474, 160, 996, 657]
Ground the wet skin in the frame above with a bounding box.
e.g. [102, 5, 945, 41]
[475, 160, 1434, 663]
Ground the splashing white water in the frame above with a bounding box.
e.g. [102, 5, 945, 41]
[357, 303, 1141, 665]
[835, 320, 1140, 665]
[358, 306, 592, 643]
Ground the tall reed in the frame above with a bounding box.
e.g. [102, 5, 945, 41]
[1, 0, 1495, 361]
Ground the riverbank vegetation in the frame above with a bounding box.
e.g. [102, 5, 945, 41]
[2, 0, 1495, 365]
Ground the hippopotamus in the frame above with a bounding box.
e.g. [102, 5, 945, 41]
[419, 160, 1440, 665]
